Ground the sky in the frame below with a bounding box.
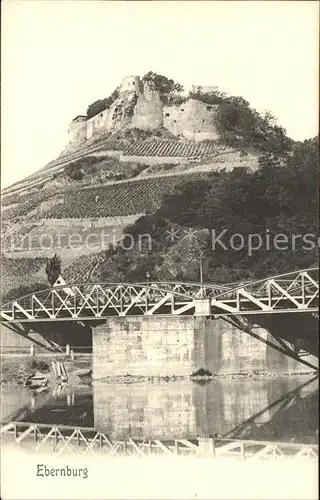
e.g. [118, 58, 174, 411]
[1, 0, 319, 188]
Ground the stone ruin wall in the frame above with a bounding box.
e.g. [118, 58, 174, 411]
[86, 108, 110, 139]
[86, 88, 138, 139]
[68, 117, 87, 145]
[163, 99, 220, 142]
[131, 87, 163, 131]
[68, 75, 221, 146]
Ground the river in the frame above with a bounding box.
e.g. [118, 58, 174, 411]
[1, 375, 318, 444]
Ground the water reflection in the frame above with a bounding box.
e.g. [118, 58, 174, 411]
[224, 376, 318, 443]
[93, 376, 318, 442]
[1, 376, 318, 444]
[2, 385, 93, 428]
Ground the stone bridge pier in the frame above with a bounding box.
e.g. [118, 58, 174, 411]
[92, 302, 316, 379]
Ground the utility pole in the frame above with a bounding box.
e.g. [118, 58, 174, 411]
[199, 251, 204, 298]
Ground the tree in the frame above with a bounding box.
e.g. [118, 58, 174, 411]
[46, 253, 62, 286]
[87, 89, 119, 119]
[142, 71, 184, 104]
[64, 163, 84, 181]
[215, 95, 293, 163]
[189, 87, 227, 105]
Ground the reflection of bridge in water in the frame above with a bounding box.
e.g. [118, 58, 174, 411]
[1, 420, 318, 460]
[2, 376, 318, 452]
[223, 376, 319, 443]
[92, 376, 319, 442]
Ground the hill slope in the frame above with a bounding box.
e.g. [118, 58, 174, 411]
[1, 77, 318, 301]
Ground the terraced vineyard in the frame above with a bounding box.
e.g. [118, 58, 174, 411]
[2, 192, 46, 221]
[41, 173, 208, 219]
[2, 168, 197, 222]
[1, 256, 48, 297]
[2, 224, 39, 251]
[62, 253, 102, 283]
[19, 221, 123, 250]
[2, 256, 47, 277]
[123, 139, 217, 158]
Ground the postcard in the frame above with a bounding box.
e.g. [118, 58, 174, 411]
[1, 1, 318, 499]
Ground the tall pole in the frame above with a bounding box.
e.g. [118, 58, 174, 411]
[200, 251, 204, 298]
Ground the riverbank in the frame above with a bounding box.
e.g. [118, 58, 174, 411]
[0, 355, 316, 387]
[0, 355, 92, 387]
[95, 371, 316, 384]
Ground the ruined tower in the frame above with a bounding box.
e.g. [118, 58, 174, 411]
[67, 75, 221, 146]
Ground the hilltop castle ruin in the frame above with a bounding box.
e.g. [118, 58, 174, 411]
[68, 75, 220, 146]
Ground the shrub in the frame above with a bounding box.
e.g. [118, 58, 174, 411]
[131, 163, 148, 176]
[189, 87, 227, 105]
[64, 163, 84, 181]
[191, 368, 213, 377]
[27, 359, 50, 372]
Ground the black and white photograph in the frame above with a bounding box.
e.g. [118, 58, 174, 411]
[0, 1, 319, 499]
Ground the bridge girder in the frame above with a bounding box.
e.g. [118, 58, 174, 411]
[0, 269, 318, 323]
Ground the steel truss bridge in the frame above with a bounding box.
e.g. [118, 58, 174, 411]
[0, 268, 318, 323]
[0, 421, 318, 461]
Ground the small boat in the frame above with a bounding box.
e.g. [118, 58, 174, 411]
[78, 369, 92, 380]
[24, 371, 48, 389]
